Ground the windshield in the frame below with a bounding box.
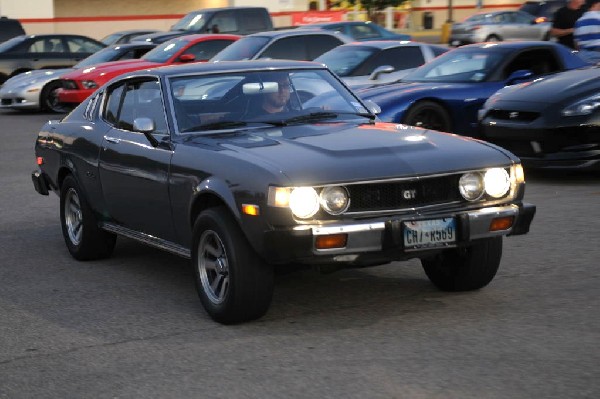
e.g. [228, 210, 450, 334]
[0, 36, 25, 52]
[100, 33, 121, 45]
[169, 68, 372, 134]
[171, 12, 208, 32]
[315, 46, 376, 77]
[403, 48, 506, 83]
[142, 39, 188, 63]
[74, 46, 123, 68]
[210, 36, 270, 61]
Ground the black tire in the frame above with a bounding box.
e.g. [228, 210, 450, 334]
[60, 175, 116, 260]
[485, 34, 501, 42]
[192, 206, 274, 324]
[403, 101, 452, 132]
[41, 81, 69, 113]
[421, 237, 503, 291]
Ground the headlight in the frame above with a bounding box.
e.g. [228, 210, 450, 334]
[562, 93, 600, 116]
[484, 168, 511, 198]
[320, 186, 349, 215]
[81, 80, 98, 89]
[459, 172, 484, 201]
[289, 187, 320, 219]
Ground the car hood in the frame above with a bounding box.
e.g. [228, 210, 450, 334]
[486, 66, 600, 105]
[357, 81, 471, 103]
[2, 68, 74, 87]
[189, 122, 513, 184]
[59, 59, 162, 80]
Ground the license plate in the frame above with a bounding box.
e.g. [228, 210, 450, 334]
[403, 218, 456, 249]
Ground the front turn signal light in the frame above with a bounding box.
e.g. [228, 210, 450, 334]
[490, 216, 514, 232]
[315, 234, 347, 250]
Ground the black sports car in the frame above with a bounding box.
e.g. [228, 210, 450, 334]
[479, 66, 600, 170]
[32, 60, 536, 324]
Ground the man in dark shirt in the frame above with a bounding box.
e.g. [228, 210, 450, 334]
[551, 0, 586, 48]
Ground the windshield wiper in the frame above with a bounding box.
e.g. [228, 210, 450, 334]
[281, 111, 339, 125]
[181, 120, 247, 133]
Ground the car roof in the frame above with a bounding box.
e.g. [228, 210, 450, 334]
[128, 60, 325, 78]
[459, 41, 559, 50]
[334, 40, 426, 50]
[166, 33, 241, 43]
[245, 28, 351, 40]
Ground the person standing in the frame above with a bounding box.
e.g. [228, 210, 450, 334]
[574, 0, 600, 63]
[551, 0, 586, 49]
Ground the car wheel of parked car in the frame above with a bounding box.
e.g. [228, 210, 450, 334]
[60, 175, 116, 260]
[485, 34, 501, 42]
[192, 206, 274, 324]
[41, 81, 69, 113]
[403, 101, 452, 132]
[421, 237, 502, 291]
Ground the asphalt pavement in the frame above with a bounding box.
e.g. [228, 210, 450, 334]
[0, 110, 598, 398]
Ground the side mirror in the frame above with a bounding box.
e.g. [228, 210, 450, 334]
[369, 65, 395, 81]
[133, 117, 159, 147]
[179, 53, 196, 62]
[363, 99, 381, 115]
[506, 69, 533, 85]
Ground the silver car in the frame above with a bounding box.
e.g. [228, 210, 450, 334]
[449, 11, 551, 47]
[0, 42, 154, 112]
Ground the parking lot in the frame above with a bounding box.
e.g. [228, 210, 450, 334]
[1, 109, 599, 398]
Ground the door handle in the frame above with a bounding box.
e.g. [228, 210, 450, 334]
[104, 136, 120, 144]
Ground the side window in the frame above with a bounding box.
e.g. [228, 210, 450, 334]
[239, 9, 270, 33]
[260, 37, 308, 60]
[84, 92, 103, 121]
[306, 35, 344, 60]
[349, 25, 381, 40]
[113, 80, 168, 135]
[104, 83, 126, 125]
[66, 38, 104, 53]
[503, 49, 560, 78]
[182, 40, 236, 61]
[210, 11, 238, 34]
[27, 39, 46, 53]
[357, 47, 425, 75]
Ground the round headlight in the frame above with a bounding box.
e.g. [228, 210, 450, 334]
[289, 187, 320, 219]
[484, 168, 510, 198]
[459, 172, 485, 201]
[320, 186, 350, 215]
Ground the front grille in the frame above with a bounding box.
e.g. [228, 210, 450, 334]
[1, 98, 12, 105]
[487, 109, 540, 122]
[346, 175, 462, 213]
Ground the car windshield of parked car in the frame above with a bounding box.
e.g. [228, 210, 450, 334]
[170, 69, 371, 134]
[171, 12, 208, 32]
[74, 46, 125, 68]
[402, 48, 506, 83]
[210, 36, 270, 61]
[0, 36, 25, 52]
[142, 40, 189, 63]
[315, 46, 376, 77]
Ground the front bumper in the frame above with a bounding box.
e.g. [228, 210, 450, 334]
[263, 203, 536, 265]
[57, 87, 93, 104]
[481, 124, 600, 170]
[0, 87, 40, 110]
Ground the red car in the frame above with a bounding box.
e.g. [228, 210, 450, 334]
[57, 34, 240, 105]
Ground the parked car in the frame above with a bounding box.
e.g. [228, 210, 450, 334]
[0, 34, 106, 85]
[0, 16, 26, 43]
[314, 41, 448, 87]
[210, 29, 351, 62]
[0, 42, 155, 113]
[479, 65, 600, 170]
[296, 21, 411, 41]
[133, 7, 273, 44]
[519, 0, 568, 22]
[56, 34, 239, 107]
[449, 11, 552, 46]
[356, 41, 590, 136]
[32, 60, 536, 324]
[100, 29, 161, 45]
